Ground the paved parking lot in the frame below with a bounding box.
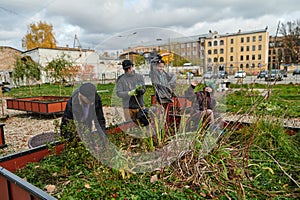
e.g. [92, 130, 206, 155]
[178, 74, 300, 85]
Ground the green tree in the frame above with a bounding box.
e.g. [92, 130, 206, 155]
[279, 19, 300, 64]
[13, 56, 41, 89]
[45, 55, 77, 94]
[134, 54, 145, 69]
[45, 54, 76, 83]
[22, 21, 57, 50]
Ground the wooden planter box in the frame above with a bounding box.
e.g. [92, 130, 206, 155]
[6, 96, 69, 115]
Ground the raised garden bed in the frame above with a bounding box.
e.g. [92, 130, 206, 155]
[6, 96, 69, 115]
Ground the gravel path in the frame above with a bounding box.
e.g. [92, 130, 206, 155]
[0, 100, 121, 157]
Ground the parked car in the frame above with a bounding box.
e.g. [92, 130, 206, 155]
[293, 69, 300, 75]
[257, 70, 268, 79]
[218, 70, 228, 79]
[2, 86, 11, 93]
[280, 70, 287, 77]
[179, 72, 194, 79]
[265, 69, 283, 81]
[234, 70, 246, 78]
[203, 71, 217, 79]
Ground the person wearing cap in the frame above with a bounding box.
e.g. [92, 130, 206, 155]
[116, 59, 146, 121]
[150, 58, 176, 106]
[184, 80, 216, 131]
[60, 83, 106, 141]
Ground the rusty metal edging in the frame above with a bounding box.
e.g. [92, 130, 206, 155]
[0, 167, 57, 200]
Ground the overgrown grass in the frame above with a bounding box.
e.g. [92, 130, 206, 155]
[15, 117, 300, 199]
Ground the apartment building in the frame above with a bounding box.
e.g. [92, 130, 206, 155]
[130, 28, 270, 76]
[204, 28, 269, 75]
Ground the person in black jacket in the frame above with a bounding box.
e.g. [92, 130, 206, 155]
[184, 80, 216, 131]
[60, 83, 107, 142]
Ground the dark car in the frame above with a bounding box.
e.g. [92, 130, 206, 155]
[257, 70, 268, 79]
[265, 69, 283, 81]
[293, 69, 300, 75]
[218, 70, 228, 79]
[280, 70, 287, 77]
[2, 86, 11, 93]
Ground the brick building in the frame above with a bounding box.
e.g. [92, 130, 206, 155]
[0, 46, 22, 84]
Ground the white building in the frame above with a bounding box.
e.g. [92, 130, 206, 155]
[22, 47, 119, 83]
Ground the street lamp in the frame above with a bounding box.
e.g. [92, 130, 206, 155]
[118, 32, 137, 59]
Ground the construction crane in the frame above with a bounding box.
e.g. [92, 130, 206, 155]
[73, 34, 81, 49]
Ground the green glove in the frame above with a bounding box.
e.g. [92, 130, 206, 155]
[136, 84, 143, 91]
[128, 89, 137, 96]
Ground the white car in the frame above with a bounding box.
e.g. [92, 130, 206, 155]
[234, 70, 246, 78]
[203, 71, 217, 79]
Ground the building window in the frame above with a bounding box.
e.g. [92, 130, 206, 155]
[213, 41, 218, 46]
[252, 63, 255, 68]
[220, 57, 224, 62]
[208, 50, 212, 54]
[220, 40, 224, 45]
[230, 47, 234, 52]
[208, 58, 212, 63]
[258, 54, 262, 60]
[214, 49, 218, 54]
[208, 41, 212, 46]
[258, 35, 262, 41]
[246, 63, 249, 68]
[252, 45, 256, 51]
[240, 55, 244, 61]
[241, 37, 244, 43]
[187, 43, 191, 47]
[246, 55, 249, 60]
[252, 36, 256, 42]
[258, 45, 262, 50]
[247, 37, 250, 42]
[220, 48, 224, 54]
[246, 46, 250, 51]
[230, 56, 233, 61]
[214, 57, 218, 62]
[241, 46, 244, 52]
[240, 64, 244, 69]
[252, 55, 255, 60]
[230, 38, 234, 44]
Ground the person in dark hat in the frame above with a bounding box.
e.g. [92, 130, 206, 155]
[116, 59, 146, 121]
[60, 83, 107, 141]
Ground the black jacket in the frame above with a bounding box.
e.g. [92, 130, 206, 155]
[60, 89, 106, 139]
[184, 85, 216, 113]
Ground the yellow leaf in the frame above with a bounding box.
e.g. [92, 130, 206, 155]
[63, 180, 71, 186]
[44, 184, 56, 193]
[262, 166, 274, 174]
[150, 175, 158, 183]
[85, 183, 91, 189]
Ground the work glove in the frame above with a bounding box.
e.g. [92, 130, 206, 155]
[136, 84, 143, 91]
[128, 89, 137, 96]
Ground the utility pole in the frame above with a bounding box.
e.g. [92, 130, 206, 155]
[73, 34, 81, 49]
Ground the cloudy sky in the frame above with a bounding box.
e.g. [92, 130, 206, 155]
[1, 0, 299, 53]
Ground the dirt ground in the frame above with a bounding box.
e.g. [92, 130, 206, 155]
[0, 99, 123, 157]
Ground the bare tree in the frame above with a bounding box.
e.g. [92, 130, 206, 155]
[279, 19, 300, 65]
